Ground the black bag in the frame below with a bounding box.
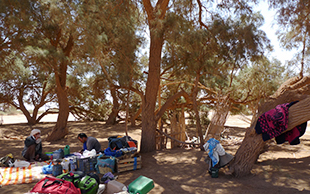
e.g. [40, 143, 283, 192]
[108, 136, 127, 150]
[0, 154, 15, 167]
[108, 136, 138, 150]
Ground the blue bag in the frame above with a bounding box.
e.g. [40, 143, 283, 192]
[104, 147, 123, 158]
[95, 154, 116, 173]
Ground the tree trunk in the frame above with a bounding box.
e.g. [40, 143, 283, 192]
[130, 107, 142, 127]
[229, 77, 310, 177]
[46, 85, 69, 141]
[46, 60, 71, 141]
[140, 0, 169, 153]
[140, 33, 163, 153]
[106, 86, 120, 125]
[192, 74, 204, 150]
[17, 90, 37, 125]
[140, 28, 164, 152]
[205, 95, 231, 140]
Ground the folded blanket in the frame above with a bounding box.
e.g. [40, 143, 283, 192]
[255, 101, 306, 144]
[0, 160, 52, 186]
[255, 103, 290, 141]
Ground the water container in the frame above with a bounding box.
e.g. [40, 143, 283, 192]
[64, 145, 70, 156]
[210, 167, 219, 178]
[128, 176, 154, 194]
[53, 149, 64, 160]
[69, 159, 76, 172]
[52, 163, 63, 177]
[61, 159, 70, 173]
[106, 180, 127, 194]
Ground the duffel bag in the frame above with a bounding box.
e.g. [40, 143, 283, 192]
[78, 174, 99, 194]
[30, 176, 81, 194]
[57, 171, 85, 187]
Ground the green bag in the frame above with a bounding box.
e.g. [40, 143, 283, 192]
[57, 171, 85, 187]
[78, 175, 99, 194]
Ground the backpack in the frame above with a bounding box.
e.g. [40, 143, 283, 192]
[57, 171, 85, 187]
[30, 176, 81, 194]
[78, 174, 99, 194]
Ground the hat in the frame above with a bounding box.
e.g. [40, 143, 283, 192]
[30, 129, 41, 136]
[219, 152, 234, 168]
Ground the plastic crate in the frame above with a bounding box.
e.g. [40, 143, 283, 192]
[76, 156, 97, 174]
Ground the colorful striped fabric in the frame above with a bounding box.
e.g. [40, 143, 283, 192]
[0, 161, 52, 186]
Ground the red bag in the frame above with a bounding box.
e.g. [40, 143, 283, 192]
[30, 176, 81, 194]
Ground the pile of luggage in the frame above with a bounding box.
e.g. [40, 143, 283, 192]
[30, 171, 101, 194]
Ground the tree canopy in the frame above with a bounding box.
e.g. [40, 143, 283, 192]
[1, 0, 309, 157]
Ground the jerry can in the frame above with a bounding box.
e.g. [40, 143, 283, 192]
[128, 175, 154, 194]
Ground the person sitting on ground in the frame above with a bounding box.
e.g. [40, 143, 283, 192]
[77, 133, 101, 153]
[22, 129, 49, 162]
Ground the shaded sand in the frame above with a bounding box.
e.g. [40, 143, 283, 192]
[0, 115, 310, 194]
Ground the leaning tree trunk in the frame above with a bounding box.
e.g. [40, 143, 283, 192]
[130, 107, 142, 127]
[205, 95, 231, 140]
[230, 77, 310, 177]
[17, 89, 37, 125]
[106, 86, 120, 125]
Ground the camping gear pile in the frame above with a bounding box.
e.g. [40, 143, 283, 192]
[203, 138, 234, 178]
[10, 135, 154, 194]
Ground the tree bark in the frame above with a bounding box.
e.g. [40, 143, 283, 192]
[140, 32, 163, 152]
[106, 86, 120, 125]
[192, 73, 204, 150]
[130, 107, 142, 127]
[140, 0, 169, 153]
[229, 77, 310, 177]
[205, 95, 231, 140]
[46, 34, 73, 141]
[46, 85, 69, 141]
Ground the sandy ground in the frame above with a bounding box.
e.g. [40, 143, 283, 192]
[1, 114, 310, 194]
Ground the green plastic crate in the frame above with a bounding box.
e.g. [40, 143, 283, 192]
[128, 175, 154, 194]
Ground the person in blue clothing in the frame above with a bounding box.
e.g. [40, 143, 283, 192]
[77, 133, 101, 153]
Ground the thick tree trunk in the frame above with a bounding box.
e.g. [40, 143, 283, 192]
[46, 86, 69, 141]
[140, 0, 169, 153]
[106, 86, 120, 125]
[230, 77, 310, 177]
[140, 33, 163, 153]
[205, 96, 231, 140]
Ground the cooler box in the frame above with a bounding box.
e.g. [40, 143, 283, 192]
[128, 175, 154, 194]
